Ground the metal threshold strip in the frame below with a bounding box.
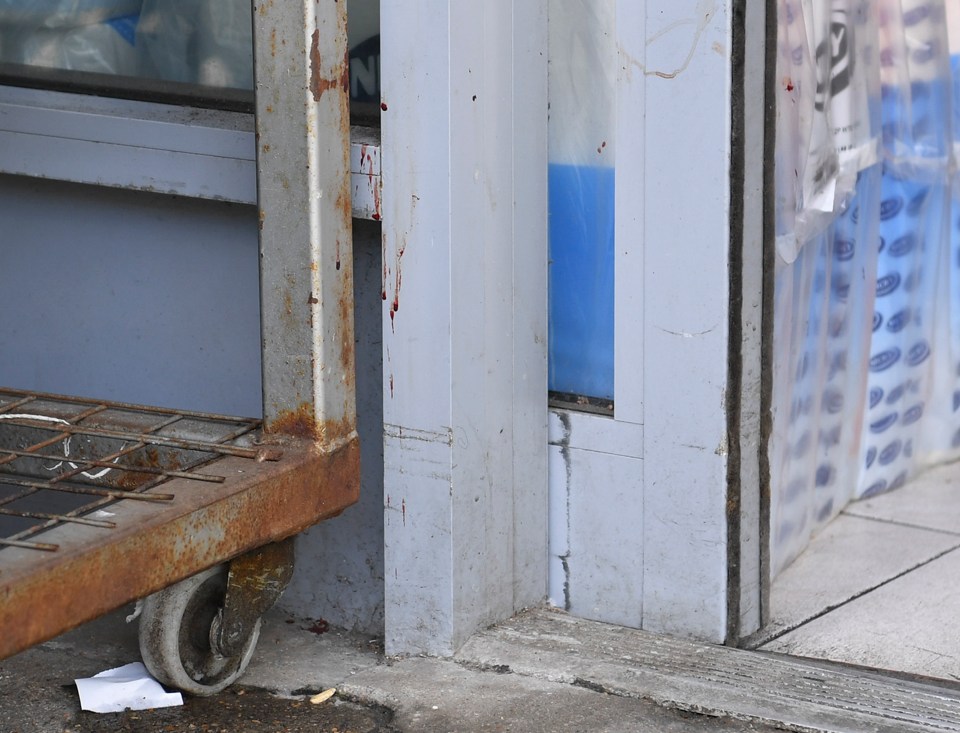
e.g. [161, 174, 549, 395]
[0, 387, 359, 660]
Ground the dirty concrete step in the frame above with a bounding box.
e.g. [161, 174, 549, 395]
[456, 608, 960, 733]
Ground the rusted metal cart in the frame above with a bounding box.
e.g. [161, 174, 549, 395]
[0, 2, 359, 695]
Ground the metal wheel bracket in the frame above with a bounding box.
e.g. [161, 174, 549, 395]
[215, 538, 295, 658]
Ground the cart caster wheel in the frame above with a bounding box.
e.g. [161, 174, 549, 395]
[138, 565, 261, 696]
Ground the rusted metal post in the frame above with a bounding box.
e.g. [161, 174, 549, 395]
[253, 0, 357, 451]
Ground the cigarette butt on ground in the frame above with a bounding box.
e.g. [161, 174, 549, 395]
[310, 688, 336, 705]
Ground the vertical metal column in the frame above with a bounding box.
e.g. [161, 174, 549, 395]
[380, 1, 549, 656]
[253, 0, 357, 450]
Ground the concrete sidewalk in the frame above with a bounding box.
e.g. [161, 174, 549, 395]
[3, 605, 960, 732]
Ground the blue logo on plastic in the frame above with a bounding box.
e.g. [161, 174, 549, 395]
[878, 235, 885, 253]
[792, 431, 812, 459]
[863, 479, 887, 497]
[815, 464, 835, 487]
[875, 273, 901, 297]
[905, 341, 930, 366]
[904, 269, 921, 293]
[954, 390, 960, 412]
[886, 383, 905, 404]
[903, 5, 930, 25]
[828, 316, 846, 339]
[851, 206, 860, 224]
[827, 351, 846, 381]
[834, 239, 855, 261]
[106, 13, 138, 46]
[890, 471, 908, 491]
[902, 403, 924, 426]
[912, 45, 936, 65]
[869, 386, 884, 408]
[820, 425, 841, 447]
[823, 389, 844, 414]
[865, 446, 877, 468]
[907, 190, 928, 216]
[833, 279, 850, 300]
[880, 197, 904, 220]
[889, 234, 916, 257]
[870, 413, 899, 433]
[873, 312, 883, 332]
[816, 499, 834, 523]
[886, 309, 910, 333]
[870, 347, 901, 372]
[878, 439, 902, 466]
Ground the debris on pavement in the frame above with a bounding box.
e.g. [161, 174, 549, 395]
[74, 662, 183, 713]
[310, 688, 337, 704]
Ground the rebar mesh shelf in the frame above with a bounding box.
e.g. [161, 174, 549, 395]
[0, 387, 359, 661]
[0, 388, 274, 554]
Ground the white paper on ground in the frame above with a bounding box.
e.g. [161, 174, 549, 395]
[75, 662, 183, 713]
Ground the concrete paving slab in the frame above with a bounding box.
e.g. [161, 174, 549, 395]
[760, 513, 960, 643]
[761, 546, 960, 681]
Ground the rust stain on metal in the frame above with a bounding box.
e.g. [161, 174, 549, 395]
[265, 403, 354, 447]
[266, 404, 357, 449]
[112, 447, 182, 491]
[218, 539, 294, 656]
[309, 30, 350, 103]
[338, 269, 356, 387]
[0, 437, 360, 661]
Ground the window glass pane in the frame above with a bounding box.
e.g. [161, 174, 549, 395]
[0, 0, 379, 108]
[0, 1, 250, 88]
[548, 0, 616, 402]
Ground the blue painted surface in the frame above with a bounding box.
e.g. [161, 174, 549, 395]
[548, 163, 614, 399]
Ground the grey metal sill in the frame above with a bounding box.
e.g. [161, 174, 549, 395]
[0, 85, 381, 220]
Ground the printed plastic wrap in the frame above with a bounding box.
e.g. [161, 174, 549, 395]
[771, 0, 960, 576]
[775, 0, 879, 263]
[858, 1, 953, 499]
[547, 0, 616, 400]
[771, 168, 882, 574]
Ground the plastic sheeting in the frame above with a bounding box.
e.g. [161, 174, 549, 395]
[547, 0, 616, 400]
[771, 0, 960, 575]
